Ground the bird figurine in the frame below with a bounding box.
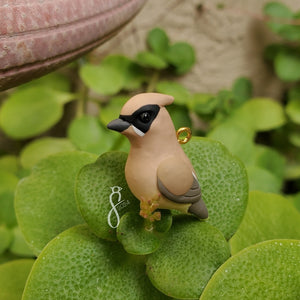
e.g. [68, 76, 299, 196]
[107, 93, 208, 222]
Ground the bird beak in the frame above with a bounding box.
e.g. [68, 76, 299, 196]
[107, 118, 130, 133]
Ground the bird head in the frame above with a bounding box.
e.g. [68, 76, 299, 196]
[107, 93, 175, 144]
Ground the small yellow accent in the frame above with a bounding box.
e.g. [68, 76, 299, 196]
[176, 127, 192, 144]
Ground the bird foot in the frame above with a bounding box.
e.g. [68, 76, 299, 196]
[139, 194, 161, 223]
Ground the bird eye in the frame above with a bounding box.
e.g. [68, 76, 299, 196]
[139, 111, 151, 123]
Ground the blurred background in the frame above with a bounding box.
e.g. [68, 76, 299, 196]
[0, 0, 300, 291]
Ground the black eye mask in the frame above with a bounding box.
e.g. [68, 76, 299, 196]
[119, 104, 160, 134]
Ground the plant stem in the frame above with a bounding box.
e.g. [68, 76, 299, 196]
[76, 81, 89, 118]
[146, 71, 160, 93]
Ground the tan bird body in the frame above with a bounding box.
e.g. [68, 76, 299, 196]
[107, 93, 208, 220]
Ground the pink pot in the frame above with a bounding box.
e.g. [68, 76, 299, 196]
[0, 0, 146, 91]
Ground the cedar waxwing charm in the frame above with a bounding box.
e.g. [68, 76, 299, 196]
[107, 93, 208, 221]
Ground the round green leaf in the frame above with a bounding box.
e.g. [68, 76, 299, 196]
[275, 51, 300, 82]
[264, 2, 294, 37]
[23, 225, 171, 300]
[147, 28, 170, 58]
[289, 131, 300, 147]
[208, 121, 255, 165]
[167, 104, 192, 130]
[117, 211, 172, 255]
[146, 216, 230, 299]
[232, 98, 286, 131]
[264, 43, 287, 61]
[286, 99, 300, 124]
[0, 155, 19, 174]
[183, 137, 248, 239]
[263, 2, 300, 41]
[19, 72, 71, 92]
[20, 137, 76, 169]
[230, 191, 300, 254]
[288, 85, 300, 101]
[15, 151, 97, 255]
[201, 239, 300, 300]
[264, 2, 293, 18]
[10, 227, 35, 257]
[232, 77, 252, 106]
[79, 63, 124, 95]
[285, 160, 300, 179]
[156, 81, 191, 105]
[246, 165, 283, 193]
[0, 87, 73, 139]
[99, 95, 128, 126]
[188, 93, 217, 116]
[0, 259, 34, 300]
[101, 55, 146, 91]
[68, 115, 116, 154]
[287, 192, 300, 212]
[0, 225, 12, 255]
[136, 51, 168, 70]
[165, 42, 195, 74]
[75, 152, 140, 241]
[251, 144, 286, 180]
[0, 171, 18, 228]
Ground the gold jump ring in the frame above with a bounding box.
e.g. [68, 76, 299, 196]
[176, 127, 192, 144]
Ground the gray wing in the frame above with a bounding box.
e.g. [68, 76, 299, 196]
[157, 176, 202, 204]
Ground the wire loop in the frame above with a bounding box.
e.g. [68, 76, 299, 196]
[176, 127, 192, 144]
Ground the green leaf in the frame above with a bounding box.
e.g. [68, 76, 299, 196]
[9, 227, 35, 257]
[201, 240, 300, 299]
[232, 77, 252, 106]
[68, 115, 116, 154]
[23, 225, 171, 300]
[0, 259, 34, 300]
[0, 171, 18, 228]
[79, 63, 124, 95]
[75, 152, 140, 241]
[117, 211, 172, 255]
[167, 104, 192, 129]
[231, 98, 286, 131]
[286, 99, 300, 124]
[289, 131, 300, 147]
[208, 121, 255, 165]
[288, 84, 300, 100]
[136, 51, 168, 69]
[264, 2, 293, 19]
[263, 2, 300, 41]
[0, 87, 73, 139]
[263, 43, 287, 61]
[101, 55, 146, 91]
[0, 155, 19, 174]
[275, 50, 300, 81]
[0, 225, 12, 254]
[165, 42, 195, 74]
[155, 81, 191, 105]
[146, 216, 230, 299]
[99, 95, 128, 126]
[183, 137, 248, 239]
[99, 96, 131, 151]
[287, 192, 300, 212]
[15, 151, 97, 255]
[19, 72, 71, 92]
[188, 93, 217, 116]
[246, 165, 282, 193]
[230, 191, 300, 254]
[214, 90, 234, 114]
[285, 160, 300, 179]
[20, 137, 76, 169]
[251, 144, 286, 180]
[147, 28, 170, 58]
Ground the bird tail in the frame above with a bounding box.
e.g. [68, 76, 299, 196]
[188, 198, 208, 220]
